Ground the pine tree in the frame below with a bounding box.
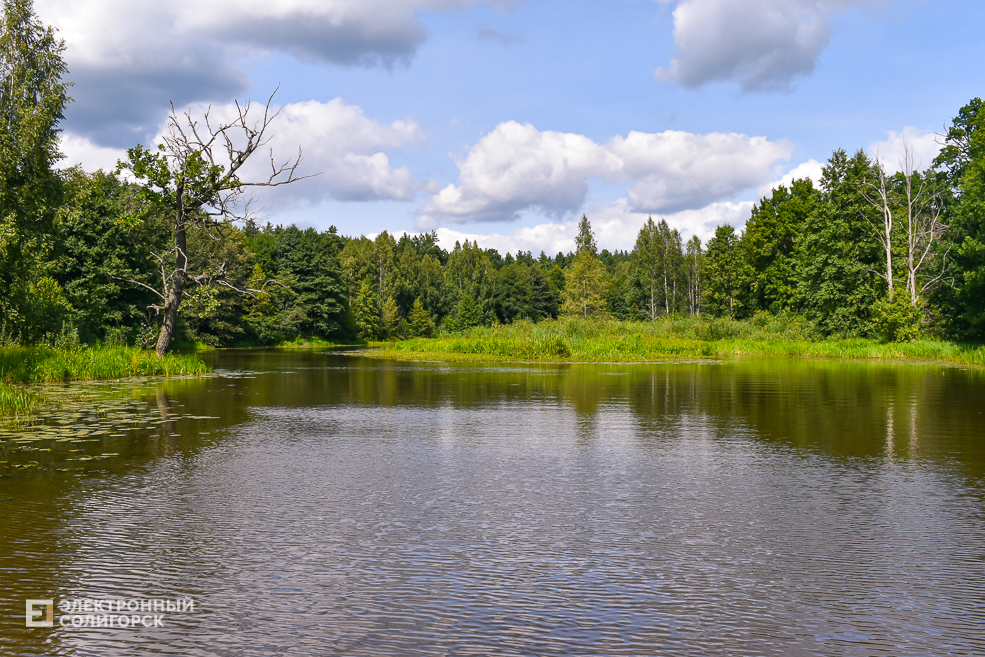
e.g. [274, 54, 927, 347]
[354, 280, 380, 340]
[406, 297, 435, 337]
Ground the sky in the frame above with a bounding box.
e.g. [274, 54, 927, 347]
[41, 0, 985, 255]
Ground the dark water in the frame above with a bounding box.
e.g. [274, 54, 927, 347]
[1, 351, 984, 656]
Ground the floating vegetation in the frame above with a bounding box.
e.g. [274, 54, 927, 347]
[0, 374, 231, 478]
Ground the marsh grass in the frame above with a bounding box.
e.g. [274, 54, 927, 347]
[0, 346, 209, 416]
[369, 316, 985, 366]
[0, 381, 43, 419]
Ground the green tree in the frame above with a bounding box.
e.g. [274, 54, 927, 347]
[933, 98, 985, 339]
[575, 213, 598, 255]
[528, 265, 559, 319]
[563, 215, 609, 318]
[630, 217, 684, 320]
[562, 252, 609, 318]
[631, 217, 662, 320]
[742, 180, 817, 313]
[50, 168, 166, 343]
[492, 263, 532, 323]
[373, 231, 398, 312]
[118, 91, 307, 355]
[406, 297, 434, 337]
[380, 295, 402, 339]
[271, 225, 348, 338]
[703, 225, 748, 319]
[684, 235, 703, 316]
[353, 280, 380, 340]
[796, 149, 884, 336]
[0, 0, 71, 339]
[453, 294, 484, 330]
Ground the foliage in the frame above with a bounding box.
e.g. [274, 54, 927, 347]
[369, 316, 985, 366]
[934, 98, 985, 339]
[702, 225, 749, 319]
[353, 280, 380, 341]
[743, 180, 817, 313]
[0, 0, 71, 340]
[872, 295, 923, 343]
[3, 38, 985, 357]
[796, 149, 885, 336]
[562, 251, 610, 319]
[406, 298, 435, 338]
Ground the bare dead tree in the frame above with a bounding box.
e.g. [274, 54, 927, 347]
[898, 140, 950, 304]
[858, 152, 896, 301]
[117, 89, 314, 356]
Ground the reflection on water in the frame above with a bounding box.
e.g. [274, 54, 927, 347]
[1, 352, 984, 656]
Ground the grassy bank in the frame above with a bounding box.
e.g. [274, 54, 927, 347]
[171, 337, 356, 351]
[367, 316, 985, 367]
[0, 346, 209, 416]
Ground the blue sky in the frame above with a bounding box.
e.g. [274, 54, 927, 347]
[42, 0, 985, 255]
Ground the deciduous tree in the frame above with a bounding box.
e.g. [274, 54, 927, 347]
[118, 90, 309, 355]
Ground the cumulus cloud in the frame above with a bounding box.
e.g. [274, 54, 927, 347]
[429, 198, 753, 255]
[237, 99, 424, 206]
[60, 98, 423, 207]
[655, 0, 872, 91]
[418, 121, 792, 226]
[587, 198, 754, 249]
[59, 134, 129, 173]
[36, 0, 506, 147]
[754, 158, 824, 201]
[868, 127, 943, 174]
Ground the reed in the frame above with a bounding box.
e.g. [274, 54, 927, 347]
[0, 346, 209, 416]
[0, 381, 43, 418]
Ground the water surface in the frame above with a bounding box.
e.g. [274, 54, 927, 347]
[1, 352, 984, 656]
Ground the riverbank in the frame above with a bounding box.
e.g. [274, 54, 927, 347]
[172, 337, 358, 352]
[0, 346, 209, 416]
[365, 317, 985, 366]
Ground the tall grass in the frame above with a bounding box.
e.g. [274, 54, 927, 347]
[369, 315, 985, 366]
[0, 346, 209, 416]
[0, 345, 209, 383]
[0, 381, 42, 418]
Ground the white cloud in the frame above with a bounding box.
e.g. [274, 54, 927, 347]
[430, 199, 754, 256]
[434, 225, 570, 256]
[36, 0, 512, 147]
[610, 130, 794, 211]
[587, 198, 754, 249]
[239, 99, 424, 206]
[655, 0, 873, 91]
[755, 158, 824, 201]
[418, 121, 792, 226]
[868, 127, 942, 174]
[58, 134, 128, 173]
[60, 98, 423, 207]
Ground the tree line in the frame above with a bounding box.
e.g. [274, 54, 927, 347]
[2, 0, 984, 351]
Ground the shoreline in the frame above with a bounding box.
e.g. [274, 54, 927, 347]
[0, 346, 209, 417]
[357, 337, 985, 369]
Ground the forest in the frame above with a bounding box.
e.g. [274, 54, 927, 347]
[2, 0, 985, 357]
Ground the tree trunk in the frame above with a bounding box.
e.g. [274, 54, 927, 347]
[155, 209, 187, 357]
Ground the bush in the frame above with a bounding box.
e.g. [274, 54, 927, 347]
[872, 295, 923, 343]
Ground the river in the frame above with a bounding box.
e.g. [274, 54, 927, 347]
[1, 350, 984, 655]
